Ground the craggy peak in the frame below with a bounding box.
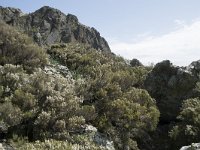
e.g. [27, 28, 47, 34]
[0, 6, 110, 52]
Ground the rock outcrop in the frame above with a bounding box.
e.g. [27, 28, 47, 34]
[83, 124, 115, 150]
[0, 143, 14, 150]
[187, 60, 200, 78]
[180, 143, 200, 150]
[0, 6, 110, 52]
[144, 60, 198, 122]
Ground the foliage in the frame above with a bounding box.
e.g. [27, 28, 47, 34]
[169, 97, 200, 149]
[3, 6, 199, 150]
[47, 43, 159, 149]
[0, 21, 47, 71]
[0, 64, 83, 141]
[144, 60, 198, 122]
[100, 88, 159, 149]
[108, 88, 159, 131]
[48, 43, 149, 89]
[130, 58, 143, 67]
[0, 25, 159, 149]
[17, 139, 106, 150]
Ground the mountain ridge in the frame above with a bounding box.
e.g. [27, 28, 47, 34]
[0, 6, 111, 52]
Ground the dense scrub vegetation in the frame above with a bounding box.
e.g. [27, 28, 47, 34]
[47, 43, 159, 149]
[1, 17, 200, 150]
[0, 22, 160, 150]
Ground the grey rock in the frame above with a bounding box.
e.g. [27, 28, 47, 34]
[0, 6, 110, 52]
[180, 143, 200, 150]
[0, 6, 23, 26]
[188, 60, 200, 77]
[82, 124, 115, 150]
[0, 143, 14, 150]
[84, 124, 98, 133]
[144, 60, 198, 122]
[93, 132, 115, 150]
[0, 143, 3, 150]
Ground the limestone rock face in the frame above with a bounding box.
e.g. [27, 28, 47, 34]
[144, 60, 198, 122]
[0, 6, 110, 52]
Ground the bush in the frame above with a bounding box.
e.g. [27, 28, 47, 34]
[104, 88, 160, 149]
[0, 64, 83, 141]
[17, 139, 106, 150]
[47, 43, 159, 149]
[169, 97, 200, 149]
[0, 21, 47, 71]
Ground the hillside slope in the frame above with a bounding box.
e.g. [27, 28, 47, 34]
[1, 5, 200, 150]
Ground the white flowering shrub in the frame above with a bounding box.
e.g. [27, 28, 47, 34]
[18, 139, 105, 150]
[18, 139, 72, 150]
[0, 64, 84, 141]
[0, 21, 48, 71]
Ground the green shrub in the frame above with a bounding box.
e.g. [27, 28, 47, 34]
[169, 97, 200, 149]
[0, 64, 83, 141]
[47, 43, 159, 149]
[0, 21, 48, 71]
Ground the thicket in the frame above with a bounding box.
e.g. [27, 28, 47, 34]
[0, 64, 84, 140]
[47, 44, 160, 149]
[0, 23, 160, 149]
[2, 20, 200, 150]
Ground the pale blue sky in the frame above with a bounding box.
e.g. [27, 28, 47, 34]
[1, 0, 200, 66]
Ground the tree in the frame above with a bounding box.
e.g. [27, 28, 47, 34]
[130, 58, 143, 67]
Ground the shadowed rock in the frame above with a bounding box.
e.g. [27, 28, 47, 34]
[145, 60, 198, 122]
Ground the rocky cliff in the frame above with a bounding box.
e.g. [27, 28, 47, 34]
[0, 6, 110, 52]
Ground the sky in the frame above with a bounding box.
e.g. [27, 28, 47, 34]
[1, 0, 200, 66]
